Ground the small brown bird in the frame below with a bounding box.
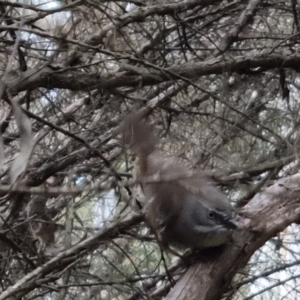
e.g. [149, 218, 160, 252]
[119, 112, 238, 249]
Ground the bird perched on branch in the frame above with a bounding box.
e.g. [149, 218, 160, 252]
[119, 112, 238, 250]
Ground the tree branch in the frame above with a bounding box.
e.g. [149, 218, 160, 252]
[7, 53, 300, 94]
[0, 212, 143, 300]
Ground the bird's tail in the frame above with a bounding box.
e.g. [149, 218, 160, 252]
[119, 112, 157, 175]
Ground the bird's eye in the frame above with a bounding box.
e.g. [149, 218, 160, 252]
[208, 211, 214, 218]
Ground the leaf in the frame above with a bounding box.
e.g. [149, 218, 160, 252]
[10, 98, 33, 185]
[0, 134, 4, 172]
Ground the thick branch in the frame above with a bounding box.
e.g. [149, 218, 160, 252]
[7, 53, 300, 94]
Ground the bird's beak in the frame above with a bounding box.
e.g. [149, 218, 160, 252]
[225, 217, 239, 229]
